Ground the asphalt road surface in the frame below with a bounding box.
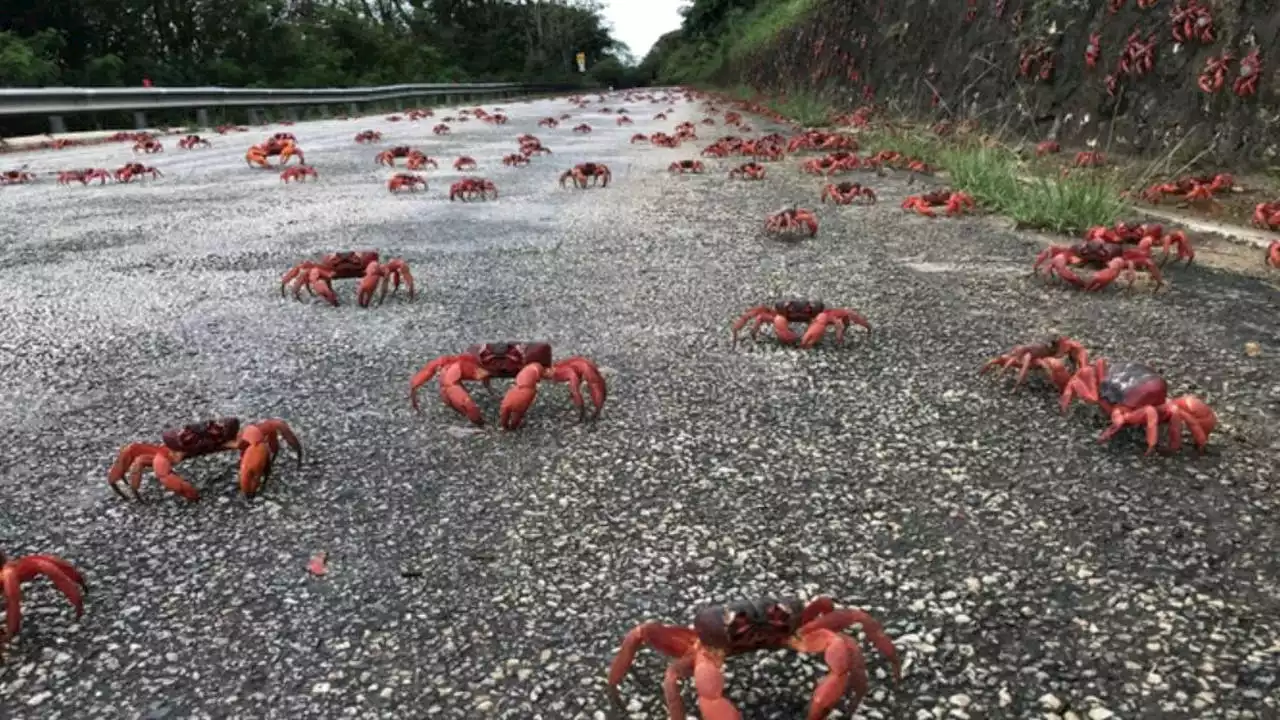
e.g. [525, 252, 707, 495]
[1, 91, 1277, 720]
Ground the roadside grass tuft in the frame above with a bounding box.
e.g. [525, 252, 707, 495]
[727, 0, 820, 61]
[773, 91, 832, 127]
[850, 125, 1128, 233]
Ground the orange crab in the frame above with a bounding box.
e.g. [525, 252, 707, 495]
[388, 173, 427, 193]
[280, 166, 318, 183]
[608, 597, 899, 720]
[1, 551, 86, 652]
[108, 418, 302, 501]
[246, 139, 303, 167]
[281, 251, 415, 307]
[902, 189, 975, 217]
[409, 342, 606, 430]
[765, 207, 819, 237]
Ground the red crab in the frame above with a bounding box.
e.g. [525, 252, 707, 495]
[114, 163, 162, 182]
[765, 207, 819, 237]
[1141, 173, 1233, 208]
[133, 138, 163, 154]
[280, 165, 318, 183]
[1034, 241, 1163, 291]
[616, 116, 633, 126]
[108, 417, 302, 501]
[502, 153, 530, 167]
[432, 123, 451, 135]
[821, 182, 876, 205]
[246, 139, 303, 167]
[902, 189, 975, 217]
[1060, 359, 1216, 454]
[1, 169, 36, 184]
[57, 168, 113, 185]
[0, 552, 86, 652]
[559, 162, 611, 189]
[629, 133, 649, 143]
[669, 160, 705, 174]
[731, 300, 871, 347]
[406, 152, 438, 170]
[1085, 34, 1101, 69]
[375, 146, 414, 166]
[178, 135, 211, 149]
[1084, 222, 1195, 266]
[573, 124, 592, 133]
[408, 343, 606, 430]
[453, 156, 478, 171]
[1036, 140, 1061, 156]
[1252, 201, 1280, 230]
[354, 130, 383, 144]
[538, 117, 560, 128]
[802, 152, 860, 176]
[281, 251, 415, 307]
[1018, 44, 1055, 81]
[607, 597, 899, 720]
[388, 173, 428, 193]
[728, 162, 767, 180]
[1199, 52, 1234, 93]
[449, 177, 497, 201]
[980, 336, 1089, 391]
[1268, 240, 1280, 268]
[1074, 151, 1106, 168]
[1234, 50, 1262, 98]
[1170, 0, 1214, 45]
[1118, 32, 1157, 77]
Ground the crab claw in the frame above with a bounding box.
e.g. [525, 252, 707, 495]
[1, 553, 87, 647]
[440, 360, 488, 425]
[236, 425, 273, 497]
[499, 363, 544, 430]
[356, 266, 381, 308]
[555, 357, 608, 420]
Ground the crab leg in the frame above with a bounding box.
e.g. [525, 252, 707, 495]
[730, 307, 774, 342]
[692, 651, 741, 720]
[607, 623, 701, 718]
[2, 555, 87, 642]
[150, 451, 201, 501]
[440, 361, 488, 425]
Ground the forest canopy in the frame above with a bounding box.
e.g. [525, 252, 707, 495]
[0, 0, 633, 88]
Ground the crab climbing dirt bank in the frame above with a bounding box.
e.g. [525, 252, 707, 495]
[727, 0, 1280, 169]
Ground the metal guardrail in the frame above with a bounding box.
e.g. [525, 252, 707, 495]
[0, 81, 576, 136]
[0, 82, 564, 117]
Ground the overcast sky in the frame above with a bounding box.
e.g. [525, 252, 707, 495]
[600, 0, 684, 60]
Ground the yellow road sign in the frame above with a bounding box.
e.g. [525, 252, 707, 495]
[576, 52, 586, 73]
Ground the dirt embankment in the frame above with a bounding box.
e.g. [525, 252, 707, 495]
[727, 0, 1280, 169]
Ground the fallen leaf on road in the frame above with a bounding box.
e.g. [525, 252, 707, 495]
[308, 551, 328, 576]
[1244, 341, 1261, 357]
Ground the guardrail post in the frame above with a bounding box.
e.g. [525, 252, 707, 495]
[133, 111, 147, 129]
[48, 115, 66, 134]
[248, 108, 262, 125]
[287, 106, 300, 122]
[348, 102, 359, 116]
[196, 108, 210, 128]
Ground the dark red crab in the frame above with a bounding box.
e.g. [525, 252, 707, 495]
[1033, 240, 1163, 291]
[607, 596, 900, 720]
[980, 336, 1089, 390]
[108, 417, 303, 501]
[408, 343, 607, 430]
[765, 207, 819, 237]
[731, 300, 871, 348]
[280, 251, 414, 307]
[1059, 359, 1216, 454]
[1, 551, 86, 653]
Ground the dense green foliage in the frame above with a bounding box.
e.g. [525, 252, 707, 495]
[0, 0, 623, 88]
[636, 0, 814, 85]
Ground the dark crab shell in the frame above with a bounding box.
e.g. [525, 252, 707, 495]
[772, 299, 826, 322]
[162, 417, 240, 455]
[694, 597, 806, 652]
[1099, 362, 1168, 409]
[465, 342, 552, 377]
[323, 251, 379, 278]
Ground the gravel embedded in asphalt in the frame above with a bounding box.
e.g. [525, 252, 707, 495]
[0, 92, 1278, 720]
